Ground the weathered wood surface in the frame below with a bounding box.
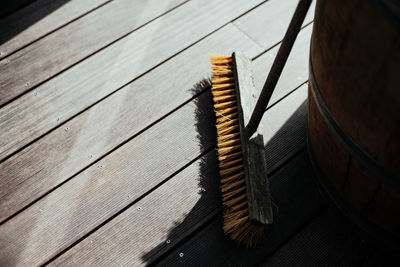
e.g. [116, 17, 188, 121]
[0, 26, 262, 266]
[0, 0, 187, 106]
[0, 0, 109, 60]
[0, 0, 306, 165]
[233, 52, 272, 225]
[0, 24, 262, 224]
[233, 0, 315, 49]
[158, 151, 326, 266]
[0, 24, 312, 266]
[252, 25, 311, 106]
[0, 26, 311, 264]
[0, 0, 318, 264]
[0, 0, 264, 162]
[49, 85, 310, 266]
[0, 8, 312, 225]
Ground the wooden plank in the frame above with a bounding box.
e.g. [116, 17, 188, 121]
[0, 0, 265, 161]
[0, 25, 263, 267]
[0, 23, 262, 223]
[252, 24, 312, 106]
[261, 207, 373, 266]
[0, 22, 311, 225]
[157, 151, 326, 266]
[50, 149, 222, 267]
[233, 0, 315, 49]
[0, 4, 312, 220]
[0, 0, 187, 106]
[0, 45, 310, 267]
[0, 0, 109, 60]
[0, 20, 311, 227]
[48, 85, 310, 266]
[0, 0, 313, 165]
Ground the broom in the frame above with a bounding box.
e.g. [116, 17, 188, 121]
[211, 0, 312, 247]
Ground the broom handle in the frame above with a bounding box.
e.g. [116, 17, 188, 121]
[246, 0, 313, 137]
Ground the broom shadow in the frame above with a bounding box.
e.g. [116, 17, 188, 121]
[140, 78, 226, 265]
[141, 80, 310, 265]
[141, 82, 398, 265]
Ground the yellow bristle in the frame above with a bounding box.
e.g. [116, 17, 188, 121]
[212, 89, 235, 97]
[220, 171, 244, 184]
[213, 95, 236, 102]
[224, 194, 247, 213]
[220, 165, 243, 177]
[212, 83, 235, 90]
[219, 151, 242, 162]
[218, 144, 241, 155]
[216, 119, 238, 130]
[211, 54, 264, 247]
[212, 77, 234, 84]
[229, 201, 247, 211]
[221, 179, 245, 193]
[217, 132, 240, 142]
[219, 157, 242, 170]
[217, 125, 239, 136]
[218, 139, 240, 149]
[224, 216, 249, 234]
[211, 56, 231, 61]
[217, 113, 238, 124]
[222, 186, 246, 201]
[214, 100, 236, 109]
[212, 70, 233, 75]
[215, 106, 237, 117]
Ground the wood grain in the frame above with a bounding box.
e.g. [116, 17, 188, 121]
[0, 0, 187, 106]
[253, 25, 312, 107]
[0, 0, 109, 60]
[233, 0, 315, 49]
[0, 23, 263, 224]
[233, 52, 272, 225]
[0, 0, 264, 161]
[0, 42, 310, 267]
[0, 22, 312, 226]
[49, 85, 309, 267]
[0, 25, 263, 266]
[0, 8, 312, 265]
[0, 0, 315, 163]
[0, 21, 312, 227]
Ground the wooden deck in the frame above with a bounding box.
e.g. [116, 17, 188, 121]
[0, 0, 396, 266]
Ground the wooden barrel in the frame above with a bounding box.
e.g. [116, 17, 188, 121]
[307, 0, 400, 248]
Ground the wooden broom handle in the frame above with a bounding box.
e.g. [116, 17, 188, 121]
[246, 0, 313, 137]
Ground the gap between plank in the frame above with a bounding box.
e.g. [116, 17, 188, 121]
[0, 0, 268, 164]
[151, 146, 315, 266]
[252, 20, 313, 61]
[0, 38, 307, 226]
[43, 82, 308, 265]
[0, 87, 209, 226]
[41, 145, 216, 266]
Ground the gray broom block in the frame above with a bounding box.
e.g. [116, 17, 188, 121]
[232, 51, 273, 226]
